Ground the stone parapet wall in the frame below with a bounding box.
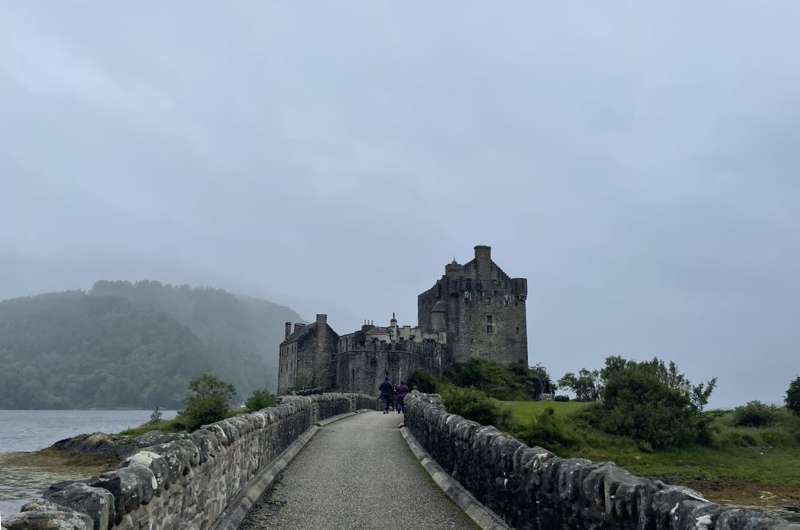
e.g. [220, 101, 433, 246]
[5, 393, 376, 530]
[404, 392, 799, 530]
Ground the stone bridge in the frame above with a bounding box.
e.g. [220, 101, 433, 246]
[4, 393, 798, 530]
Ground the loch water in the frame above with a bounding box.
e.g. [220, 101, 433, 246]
[0, 409, 175, 517]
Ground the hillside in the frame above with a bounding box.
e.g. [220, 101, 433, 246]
[0, 282, 303, 409]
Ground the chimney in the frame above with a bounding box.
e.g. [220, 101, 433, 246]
[316, 314, 327, 325]
[474, 245, 491, 262]
[284, 322, 292, 339]
[475, 245, 492, 276]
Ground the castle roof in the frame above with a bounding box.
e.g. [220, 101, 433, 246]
[282, 322, 316, 344]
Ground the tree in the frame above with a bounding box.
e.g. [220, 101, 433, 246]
[245, 388, 277, 411]
[557, 369, 601, 401]
[180, 374, 236, 431]
[787, 376, 800, 416]
[593, 356, 717, 449]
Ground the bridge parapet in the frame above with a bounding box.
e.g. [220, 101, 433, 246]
[404, 391, 799, 530]
[4, 393, 377, 530]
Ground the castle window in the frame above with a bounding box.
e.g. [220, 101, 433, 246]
[487, 325, 494, 334]
[516, 326, 520, 334]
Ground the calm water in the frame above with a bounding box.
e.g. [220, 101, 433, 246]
[0, 409, 175, 517]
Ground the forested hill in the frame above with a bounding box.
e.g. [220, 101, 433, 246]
[0, 282, 303, 409]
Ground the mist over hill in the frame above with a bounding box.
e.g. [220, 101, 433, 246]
[0, 281, 302, 409]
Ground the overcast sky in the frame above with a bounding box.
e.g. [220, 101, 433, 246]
[1, 2, 798, 408]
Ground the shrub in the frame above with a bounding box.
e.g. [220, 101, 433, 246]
[554, 395, 570, 402]
[593, 356, 716, 449]
[732, 401, 779, 427]
[441, 386, 512, 430]
[408, 370, 438, 393]
[786, 377, 800, 416]
[179, 374, 236, 431]
[514, 407, 578, 451]
[443, 359, 554, 401]
[245, 389, 277, 412]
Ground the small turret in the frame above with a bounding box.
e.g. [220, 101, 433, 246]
[285, 322, 292, 339]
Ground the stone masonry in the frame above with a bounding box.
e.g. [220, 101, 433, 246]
[278, 245, 528, 394]
[3, 393, 376, 530]
[404, 391, 800, 530]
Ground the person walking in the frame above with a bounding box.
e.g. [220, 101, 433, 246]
[395, 381, 409, 414]
[379, 376, 393, 414]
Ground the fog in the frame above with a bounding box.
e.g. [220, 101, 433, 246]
[2, 2, 798, 408]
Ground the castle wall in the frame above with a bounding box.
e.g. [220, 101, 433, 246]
[335, 341, 445, 394]
[418, 246, 527, 364]
[277, 317, 339, 394]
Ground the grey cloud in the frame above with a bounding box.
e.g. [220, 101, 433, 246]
[1, 1, 799, 407]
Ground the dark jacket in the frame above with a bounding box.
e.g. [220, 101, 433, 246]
[396, 383, 409, 400]
[379, 380, 393, 396]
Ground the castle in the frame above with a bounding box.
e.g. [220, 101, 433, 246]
[277, 245, 528, 394]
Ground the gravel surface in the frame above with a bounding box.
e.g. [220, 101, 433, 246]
[240, 411, 477, 529]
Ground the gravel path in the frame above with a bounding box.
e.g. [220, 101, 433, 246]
[239, 411, 477, 530]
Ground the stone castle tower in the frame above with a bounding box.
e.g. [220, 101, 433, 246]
[278, 245, 528, 394]
[418, 245, 527, 364]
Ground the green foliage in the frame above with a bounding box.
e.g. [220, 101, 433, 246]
[245, 389, 277, 411]
[441, 386, 512, 430]
[513, 407, 578, 451]
[119, 419, 183, 437]
[443, 359, 554, 401]
[150, 406, 163, 423]
[732, 401, 779, 427]
[592, 356, 717, 449]
[178, 374, 236, 431]
[0, 282, 302, 409]
[501, 400, 800, 494]
[786, 376, 800, 416]
[408, 369, 438, 393]
[554, 395, 570, 402]
[558, 369, 601, 401]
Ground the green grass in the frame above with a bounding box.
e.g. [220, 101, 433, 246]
[503, 400, 590, 424]
[117, 407, 257, 437]
[118, 419, 184, 437]
[500, 401, 800, 487]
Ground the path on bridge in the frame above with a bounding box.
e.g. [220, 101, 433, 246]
[240, 410, 477, 530]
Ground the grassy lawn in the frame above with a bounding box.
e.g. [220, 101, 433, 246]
[503, 400, 589, 424]
[500, 400, 800, 515]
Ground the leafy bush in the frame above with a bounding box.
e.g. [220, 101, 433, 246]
[787, 377, 800, 416]
[554, 395, 570, 402]
[408, 370, 438, 393]
[441, 386, 512, 430]
[179, 374, 236, 431]
[514, 407, 578, 451]
[732, 401, 779, 427]
[245, 388, 277, 411]
[443, 359, 554, 401]
[592, 356, 716, 449]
